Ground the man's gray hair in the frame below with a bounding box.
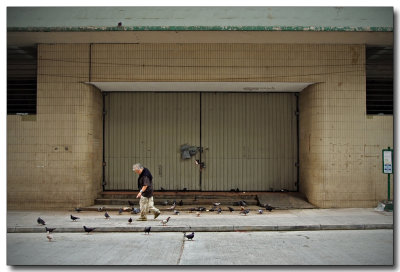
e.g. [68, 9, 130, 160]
[132, 163, 144, 171]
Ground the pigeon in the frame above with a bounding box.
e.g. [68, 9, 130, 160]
[217, 207, 222, 214]
[144, 226, 151, 234]
[174, 210, 180, 215]
[83, 226, 96, 234]
[131, 207, 140, 214]
[197, 207, 206, 212]
[70, 215, 80, 221]
[163, 200, 169, 206]
[184, 232, 195, 240]
[265, 204, 275, 212]
[213, 202, 221, 207]
[45, 227, 56, 233]
[160, 187, 166, 191]
[179, 200, 183, 206]
[37, 217, 46, 225]
[168, 203, 176, 210]
[208, 207, 215, 212]
[128, 200, 135, 207]
[104, 211, 111, 219]
[97, 206, 105, 212]
[46, 231, 53, 242]
[239, 200, 247, 206]
[258, 209, 264, 214]
[228, 207, 235, 212]
[236, 188, 240, 192]
[240, 209, 250, 216]
[75, 207, 82, 213]
[118, 208, 123, 215]
[182, 187, 187, 192]
[128, 217, 132, 224]
[189, 207, 196, 213]
[161, 217, 171, 226]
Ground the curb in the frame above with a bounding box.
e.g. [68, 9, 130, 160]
[7, 223, 393, 233]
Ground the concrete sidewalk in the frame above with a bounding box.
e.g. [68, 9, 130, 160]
[7, 207, 393, 233]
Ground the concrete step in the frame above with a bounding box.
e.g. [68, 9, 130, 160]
[93, 192, 316, 210]
[95, 198, 259, 206]
[98, 191, 257, 200]
[82, 204, 264, 213]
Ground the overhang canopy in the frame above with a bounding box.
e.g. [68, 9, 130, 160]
[87, 82, 315, 93]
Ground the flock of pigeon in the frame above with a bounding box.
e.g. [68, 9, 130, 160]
[37, 200, 276, 242]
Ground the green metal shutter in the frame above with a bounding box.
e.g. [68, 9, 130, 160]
[201, 93, 298, 191]
[104, 92, 200, 190]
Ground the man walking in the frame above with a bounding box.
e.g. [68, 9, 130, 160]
[133, 163, 161, 221]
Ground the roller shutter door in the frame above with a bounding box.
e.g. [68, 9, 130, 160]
[104, 92, 298, 191]
[104, 92, 200, 190]
[201, 93, 298, 191]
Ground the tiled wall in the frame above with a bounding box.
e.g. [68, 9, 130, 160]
[7, 44, 103, 209]
[7, 43, 393, 208]
[299, 50, 393, 207]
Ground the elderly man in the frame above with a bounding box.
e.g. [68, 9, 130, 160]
[132, 163, 161, 221]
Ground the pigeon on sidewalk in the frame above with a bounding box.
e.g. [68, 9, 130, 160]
[240, 209, 250, 216]
[228, 207, 235, 212]
[45, 227, 56, 233]
[128, 217, 132, 224]
[104, 211, 111, 219]
[189, 207, 196, 213]
[184, 232, 195, 241]
[83, 226, 96, 234]
[144, 226, 151, 235]
[161, 217, 171, 226]
[70, 215, 80, 221]
[131, 207, 140, 214]
[46, 231, 53, 242]
[168, 203, 176, 210]
[37, 217, 46, 225]
[265, 204, 276, 212]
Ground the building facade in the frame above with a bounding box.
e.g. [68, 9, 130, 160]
[7, 7, 394, 209]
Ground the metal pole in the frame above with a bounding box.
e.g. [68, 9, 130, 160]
[388, 173, 390, 202]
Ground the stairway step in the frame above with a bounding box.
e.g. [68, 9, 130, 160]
[83, 204, 263, 212]
[95, 198, 259, 206]
[99, 192, 256, 200]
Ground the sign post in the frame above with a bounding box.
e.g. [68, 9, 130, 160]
[382, 147, 393, 211]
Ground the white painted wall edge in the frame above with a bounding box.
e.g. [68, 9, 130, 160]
[87, 82, 315, 92]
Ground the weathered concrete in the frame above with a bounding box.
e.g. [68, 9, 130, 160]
[7, 208, 393, 233]
[7, 230, 393, 265]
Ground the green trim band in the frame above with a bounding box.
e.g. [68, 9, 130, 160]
[7, 25, 393, 32]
